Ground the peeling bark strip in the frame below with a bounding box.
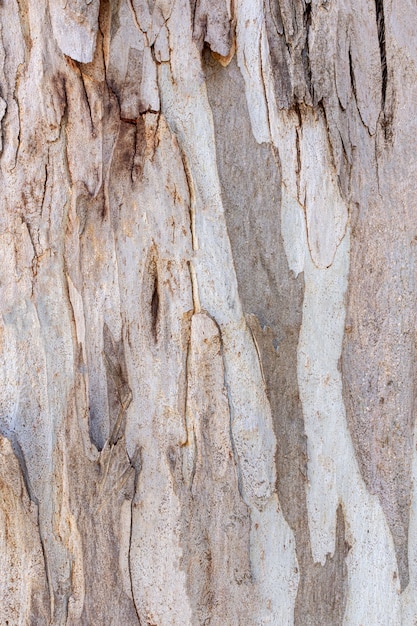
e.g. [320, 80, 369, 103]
[1, 0, 417, 624]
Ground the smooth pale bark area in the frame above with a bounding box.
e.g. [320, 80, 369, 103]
[0, 0, 416, 624]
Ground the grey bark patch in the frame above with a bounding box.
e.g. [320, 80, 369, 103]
[296, 505, 348, 625]
[193, 0, 233, 58]
[342, 208, 414, 589]
[120, 46, 144, 121]
[179, 313, 253, 624]
[103, 322, 132, 446]
[265, 0, 312, 105]
[0, 435, 50, 625]
[264, 0, 292, 109]
[248, 314, 348, 626]
[72, 439, 139, 625]
[205, 51, 348, 625]
[2, 0, 416, 618]
[341, 118, 417, 588]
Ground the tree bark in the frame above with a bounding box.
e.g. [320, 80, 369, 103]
[0, 0, 416, 624]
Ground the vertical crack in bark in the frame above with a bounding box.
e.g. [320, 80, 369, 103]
[259, 31, 273, 138]
[375, 0, 387, 110]
[11, 62, 24, 171]
[302, 0, 312, 102]
[77, 64, 94, 132]
[294, 113, 302, 205]
[128, 447, 143, 625]
[347, 46, 371, 134]
[36, 506, 54, 622]
[181, 331, 196, 473]
[246, 316, 266, 389]
[179, 147, 198, 252]
[150, 271, 159, 342]
[142, 251, 161, 346]
[188, 260, 201, 314]
[348, 49, 357, 106]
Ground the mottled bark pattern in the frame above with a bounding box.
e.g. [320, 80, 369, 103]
[0, 0, 416, 624]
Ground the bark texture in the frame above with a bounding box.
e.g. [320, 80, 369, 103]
[0, 0, 416, 624]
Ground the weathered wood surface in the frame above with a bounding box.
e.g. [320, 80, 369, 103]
[1, 0, 416, 624]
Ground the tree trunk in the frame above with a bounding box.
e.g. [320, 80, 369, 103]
[1, 0, 416, 623]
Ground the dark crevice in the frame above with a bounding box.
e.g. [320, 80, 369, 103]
[131, 121, 138, 183]
[151, 272, 159, 342]
[10, 434, 37, 505]
[375, 0, 387, 109]
[295, 126, 302, 203]
[78, 66, 94, 131]
[128, 446, 143, 625]
[348, 47, 374, 134]
[319, 101, 348, 194]
[302, 1, 312, 102]
[142, 249, 162, 347]
[348, 48, 357, 104]
[120, 117, 137, 125]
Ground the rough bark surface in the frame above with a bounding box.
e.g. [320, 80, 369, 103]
[1, 0, 416, 624]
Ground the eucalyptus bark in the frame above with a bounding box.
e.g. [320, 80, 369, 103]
[1, 0, 416, 624]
